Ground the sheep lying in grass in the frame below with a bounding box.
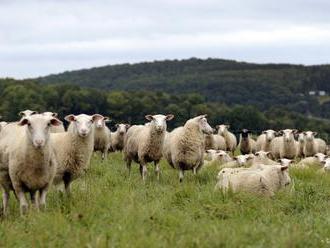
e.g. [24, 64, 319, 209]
[238, 129, 256, 155]
[204, 134, 226, 151]
[124, 114, 174, 180]
[93, 116, 111, 160]
[51, 114, 103, 195]
[164, 115, 213, 182]
[216, 125, 237, 153]
[252, 151, 278, 166]
[203, 149, 233, 167]
[321, 158, 330, 172]
[215, 165, 291, 197]
[221, 154, 254, 169]
[110, 124, 130, 152]
[0, 114, 62, 215]
[270, 129, 298, 159]
[294, 153, 327, 168]
[255, 130, 277, 152]
[42, 112, 65, 133]
[303, 131, 326, 157]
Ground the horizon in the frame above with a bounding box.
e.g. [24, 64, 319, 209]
[1, 0, 330, 79]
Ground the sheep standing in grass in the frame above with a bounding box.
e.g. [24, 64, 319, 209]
[124, 114, 174, 180]
[0, 114, 62, 215]
[238, 129, 256, 155]
[216, 125, 237, 153]
[255, 130, 277, 152]
[42, 112, 65, 133]
[51, 114, 103, 194]
[93, 116, 111, 160]
[270, 129, 298, 159]
[303, 131, 326, 157]
[215, 165, 291, 196]
[204, 133, 226, 151]
[110, 124, 130, 152]
[164, 115, 213, 182]
[297, 133, 305, 158]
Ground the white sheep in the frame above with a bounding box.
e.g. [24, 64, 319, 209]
[238, 129, 256, 155]
[294, 153, 326, 168]
[124, 114, 174, 180]
[51, 114, 103, 194]
[255, 130, 277, 152]
[321, 158, 330, 172]
[251, 151, 279, 166]
[215, 164, 291, 197]
[110, 123, 130, 152]
[0, 121, 7, 133]
[216, 124, 237, 153]
[303, 131, 326, 157]
[204, 133, 226, 151]
[163, 115, 213, 182]
[270, 129, 298, 159]
[42, 112, 66, 133]
[297, 133, 305, 158]
[203, 149, 233, 168]
[93, 116, 111, 160]
[221, 154, 255, 169]
[0, 114, 62, 215]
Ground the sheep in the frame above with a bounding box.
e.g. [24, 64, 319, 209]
[326, 145, 330, 156]
[221, 154, 255, 169]
[42, 112, 66, 133]
[216, 124, 237, 153]
[321, 158, 330, 172]
[252, 151, 278, 166]
[255, 130, 277, 152]
[294, 153, 327, 168]
[303, 131, 326, 157]
[110, 123, 131, 152]
[215, 164, 291, 197]
[18, 109, 38, 117]
[163, 115, 213, 182]
[238, 129, 256, 155]
[297, 133, 305, 158]
[93, 116, 111, 160]
[203, 149, 233, 167]
[204, 133, 226, 151]
[124, 114, 174, 180]
[0, 121, 7, 133]
[51, 114, 103, 195]
[0, 114, 62, 215]
[270, 129, 298, 159]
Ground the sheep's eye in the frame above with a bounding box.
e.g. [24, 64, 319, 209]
[28, 123, 31, 127]
[47, 122, 51, 127]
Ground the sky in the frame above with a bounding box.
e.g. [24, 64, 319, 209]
[1, 0, 330, 79]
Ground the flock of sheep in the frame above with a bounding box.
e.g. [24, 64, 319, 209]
[0, 110, 329, 216]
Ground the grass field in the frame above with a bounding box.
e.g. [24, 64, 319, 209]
[1, 152, 330, 247]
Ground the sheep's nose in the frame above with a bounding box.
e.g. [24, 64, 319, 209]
[35, 139, 44, 147]
[80, 129, 88, 136]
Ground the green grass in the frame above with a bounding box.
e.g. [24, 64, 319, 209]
[1, 153, 330, 247]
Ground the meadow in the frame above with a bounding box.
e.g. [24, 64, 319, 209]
[0, 152, 330, 247]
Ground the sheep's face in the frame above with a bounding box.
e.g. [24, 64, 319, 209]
[241, 129, 251, 139]
[18, 114, 62, 149]
[19, 109, 38, 118]
[314, 153, 326, 163]
[298, 133, 305, 143]
[280, 129, 297, 143]
[322, 158, 330, 171]
[279, 159, 292, 167]
[278, 166, 291, 187]
[234, 155, 251, 166]
[304, 131, 317, 142]
[263, 130, 276, 142]
[215, 150, 231, 162]
[65, 114, 104, 137]
[116, 124, 130, 135]
[197, 115, 213, 135]
[95, 117, 109, 129]
[255, 151, 271, 159]
[145, 114, 174, 133]
[217, 124, 229, 135]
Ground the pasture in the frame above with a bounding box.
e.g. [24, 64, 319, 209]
[0, 153, 330, 247]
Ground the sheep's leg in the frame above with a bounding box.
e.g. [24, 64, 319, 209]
[2, 191, 10, 216]
[193, 167, 197, 175]
[154, 161, 160, 181]
[30, 191, 39, 211]
[17, 191, 29, 215]
[140, 163, 148, 181]
[63, 173, 72, 196]
[126, 159, 132, 176]
[179, 170, 184, 183]
[39, 188, 48, 210]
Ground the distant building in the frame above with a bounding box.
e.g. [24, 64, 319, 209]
[309, 91, 316, 96]
[319, 91, 326, 96]
[308, 90, 327, 96]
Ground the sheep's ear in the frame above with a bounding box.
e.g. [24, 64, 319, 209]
[50, 118, 62, 126]
[226, 125, 230, 129]
[51, 112, 58, 117]
[92, 114, 104, 122]
[206, 150, 211, 153]
[115, 124, 119, 128]
[18, 111, 25, 117]
[262, 131, 267, 134]
[18, 118, 29, 126]
[65, 114, 76, 122]
[104, 117, 110, 123]
[125, 124, 131, 129]
[278, 130, 284, 135]
[313, 132, 318, 136]
[265, 152, 272, 158]
[281, 165, 289, 171]
[215, 125, 219, 129]
[293, 129, 299, 134]
[165, 114, 174, 121]
[145, 115, 154, 121]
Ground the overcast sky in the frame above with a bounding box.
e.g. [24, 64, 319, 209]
[1, 0, 330, 78]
